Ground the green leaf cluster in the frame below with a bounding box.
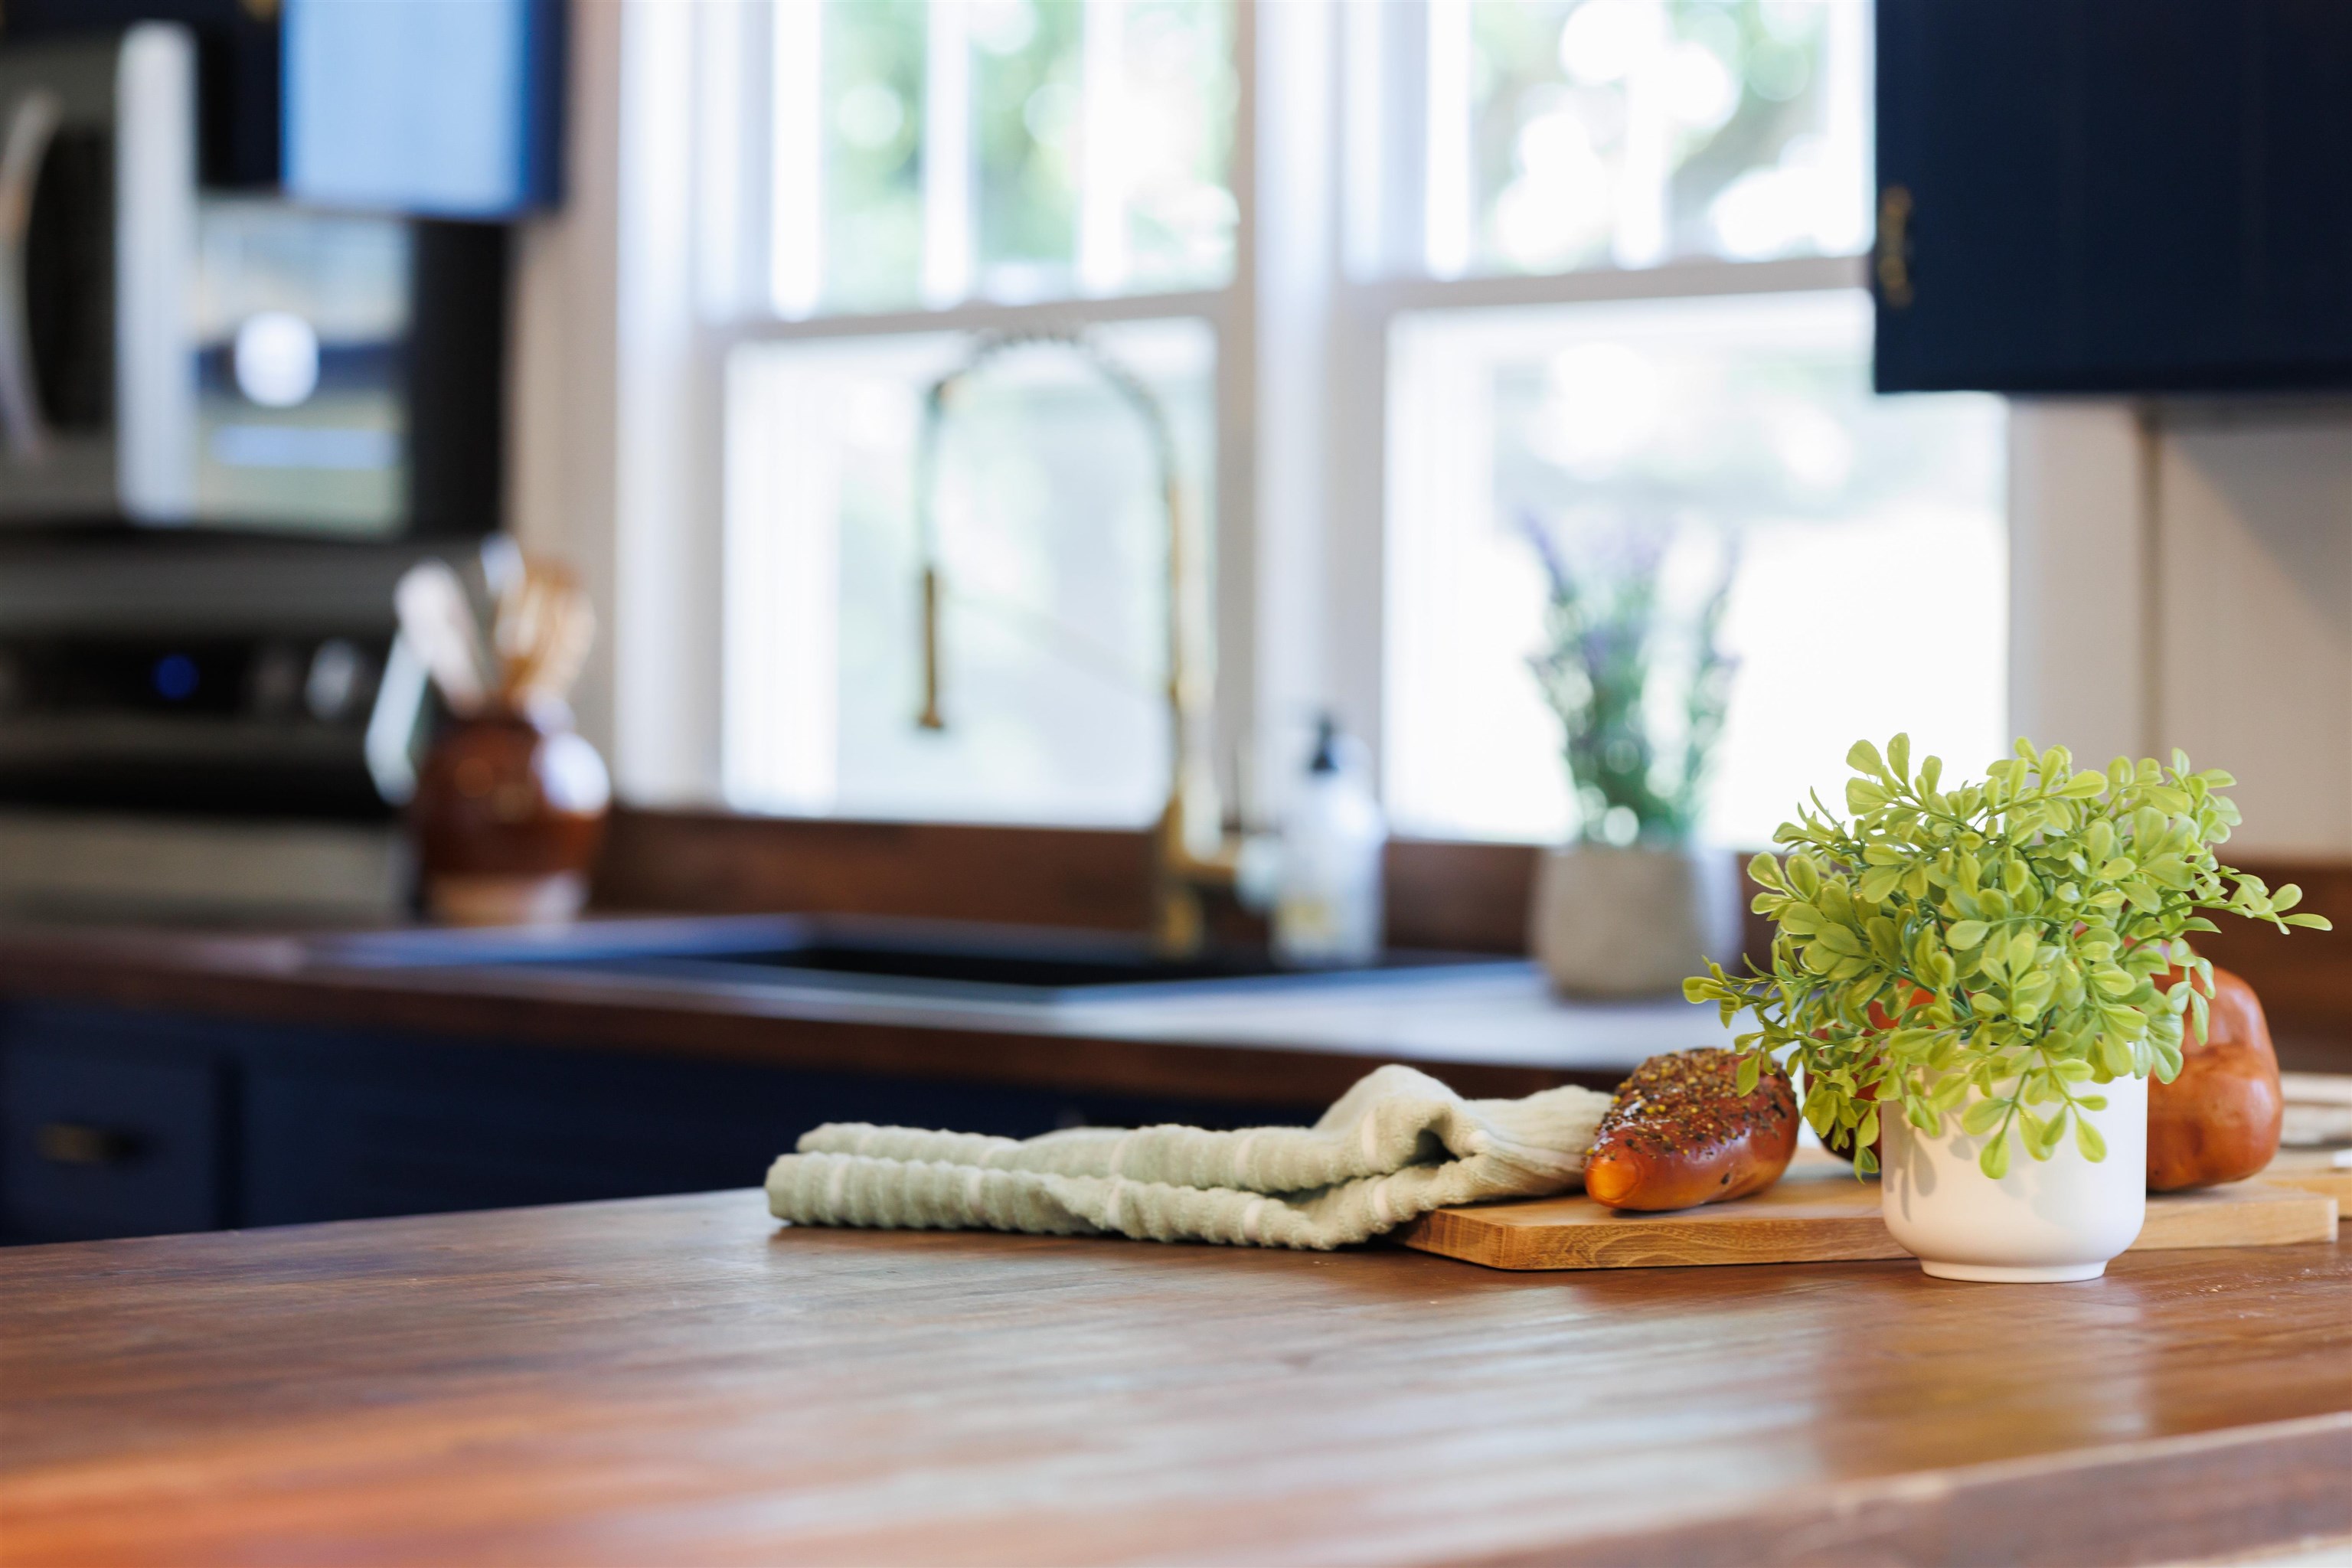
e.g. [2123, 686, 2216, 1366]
[1523, 516, 1736, 847]
[1684, 737, 2331, 1179]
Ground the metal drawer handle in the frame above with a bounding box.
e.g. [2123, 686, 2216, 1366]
[1877, 185, 1916, 310]
[35, 1122, 147, 1167]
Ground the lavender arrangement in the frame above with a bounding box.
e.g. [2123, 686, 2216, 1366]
[1524, 514, 1737, 847]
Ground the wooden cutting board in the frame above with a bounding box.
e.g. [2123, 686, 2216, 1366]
[1396, 1149, 2340, 1272]
[2258, 1146, 2352, 1206]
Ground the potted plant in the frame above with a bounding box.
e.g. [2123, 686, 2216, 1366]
[1523, 518, 1740, 997]
[1687, 737, 2328, 1282]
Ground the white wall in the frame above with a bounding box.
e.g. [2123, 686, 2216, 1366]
[507, 0, 621, 761]
[2156, 413, 2352, 853]
[2007, 402, 2148, 766]
[508, 2, 723, 806]
[2012, 402, 2352, 854]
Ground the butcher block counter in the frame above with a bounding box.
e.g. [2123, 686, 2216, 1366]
[4, 1191, 2350, 1566]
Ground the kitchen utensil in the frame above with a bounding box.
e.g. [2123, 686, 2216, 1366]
[493, 560, 593, 714]
[394, 558, 492, 717]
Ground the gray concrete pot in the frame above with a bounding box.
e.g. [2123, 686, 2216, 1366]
[1528, 843, 1743, 999]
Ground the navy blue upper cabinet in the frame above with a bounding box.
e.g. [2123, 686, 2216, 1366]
[283, 0, 564, 217]
[1874, 0, 2352, 394]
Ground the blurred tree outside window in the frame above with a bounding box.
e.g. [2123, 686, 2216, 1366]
[820, 1, 927, 314]
[779, 0, 1236, 318]
[1452, 0, 1869, 278]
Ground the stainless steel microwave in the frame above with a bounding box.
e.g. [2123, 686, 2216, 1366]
[0, 24, 503, 538]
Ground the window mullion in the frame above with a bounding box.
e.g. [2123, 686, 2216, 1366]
[1338, 253, 1867, 318]
[1341, 0, 1426, 282]
[1824, 0, 1874, 255]
[1076, 0, 1129, 296]
[691, 1, 744, 318]
[1612, 2, 1673, 269]
[714, 287, 1233, 350]
[769, 0, 824, 318]
[920, 0, 974, 308]
[1422, 0, 1471, 279]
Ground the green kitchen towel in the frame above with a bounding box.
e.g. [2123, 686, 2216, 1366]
[764, 1063, 1611, 1250]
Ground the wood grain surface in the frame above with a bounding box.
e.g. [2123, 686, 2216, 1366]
[588, 814, 1597, 958]
[593, 812, 1169, 936]
[2259, 1147, 2352, 1206]
[1397, 1154, 2339, 1272]
[5, 1191, 2352, 1566]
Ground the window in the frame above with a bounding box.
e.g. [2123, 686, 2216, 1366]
[1346, 0, 2006, 847]
[1384, 289, 2006, 845]
[678, 0, 2006, 844]
[706, 0, 1238, 825]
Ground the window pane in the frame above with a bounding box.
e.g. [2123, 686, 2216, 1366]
[821, 1, 928, 314]
[1121, 0, 1239, 291]
[974, 1, 1083, 302]
[784, 1, 1236, 318]
[1455, 0, 1870, 276]
[725, 319, 1216, 825]
[1385, 291, 2005, 848]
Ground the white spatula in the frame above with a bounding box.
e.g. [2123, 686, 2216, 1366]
[394, 558, 493, 717]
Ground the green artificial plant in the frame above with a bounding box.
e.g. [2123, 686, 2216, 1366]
[1684, 737, 2331, 1178]
[1524, 516, 1736, 847]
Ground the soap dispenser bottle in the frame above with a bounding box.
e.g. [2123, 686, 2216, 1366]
[1272, 715, 1386, 968]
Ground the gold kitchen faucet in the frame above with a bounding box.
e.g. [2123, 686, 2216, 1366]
[912, 330, 1237, 957]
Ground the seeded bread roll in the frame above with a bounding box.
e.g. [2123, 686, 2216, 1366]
[1584, 1048, 1798, 1212]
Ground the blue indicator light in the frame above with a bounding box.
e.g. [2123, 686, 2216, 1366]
[152, 654, 199, 701]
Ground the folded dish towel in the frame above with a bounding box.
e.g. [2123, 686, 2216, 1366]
[765, 1063, 1611, 1250]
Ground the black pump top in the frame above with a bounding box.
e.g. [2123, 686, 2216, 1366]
[1308, 714, 1341, 775]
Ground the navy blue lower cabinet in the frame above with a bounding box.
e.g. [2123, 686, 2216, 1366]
[1, 999, 1317, 1243]
[0, 1009, 235, 1243]
[237, 1041, 1064, 1227]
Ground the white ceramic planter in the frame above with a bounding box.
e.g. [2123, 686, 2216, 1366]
[1880, 1073, 2148, 1282]
[1527, 844, 1742, 999]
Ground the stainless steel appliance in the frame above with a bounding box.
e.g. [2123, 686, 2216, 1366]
[0, 24, 191, 520]
[0, 539, 446, 923]
[0, 24, 505, 536]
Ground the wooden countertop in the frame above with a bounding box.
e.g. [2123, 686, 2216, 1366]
[3, 1194, 2349, 1566]
[0, 919, 1726, 1105]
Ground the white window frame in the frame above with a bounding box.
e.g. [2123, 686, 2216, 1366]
[1319, 0, 1873, 798]
[555, 0, 1280, 812]
[521, 0, 1945, 827]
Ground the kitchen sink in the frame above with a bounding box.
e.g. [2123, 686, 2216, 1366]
[311, 914, 1530, 1002]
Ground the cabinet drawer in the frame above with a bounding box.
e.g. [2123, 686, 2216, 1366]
[3, 1048, 225, 1240]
